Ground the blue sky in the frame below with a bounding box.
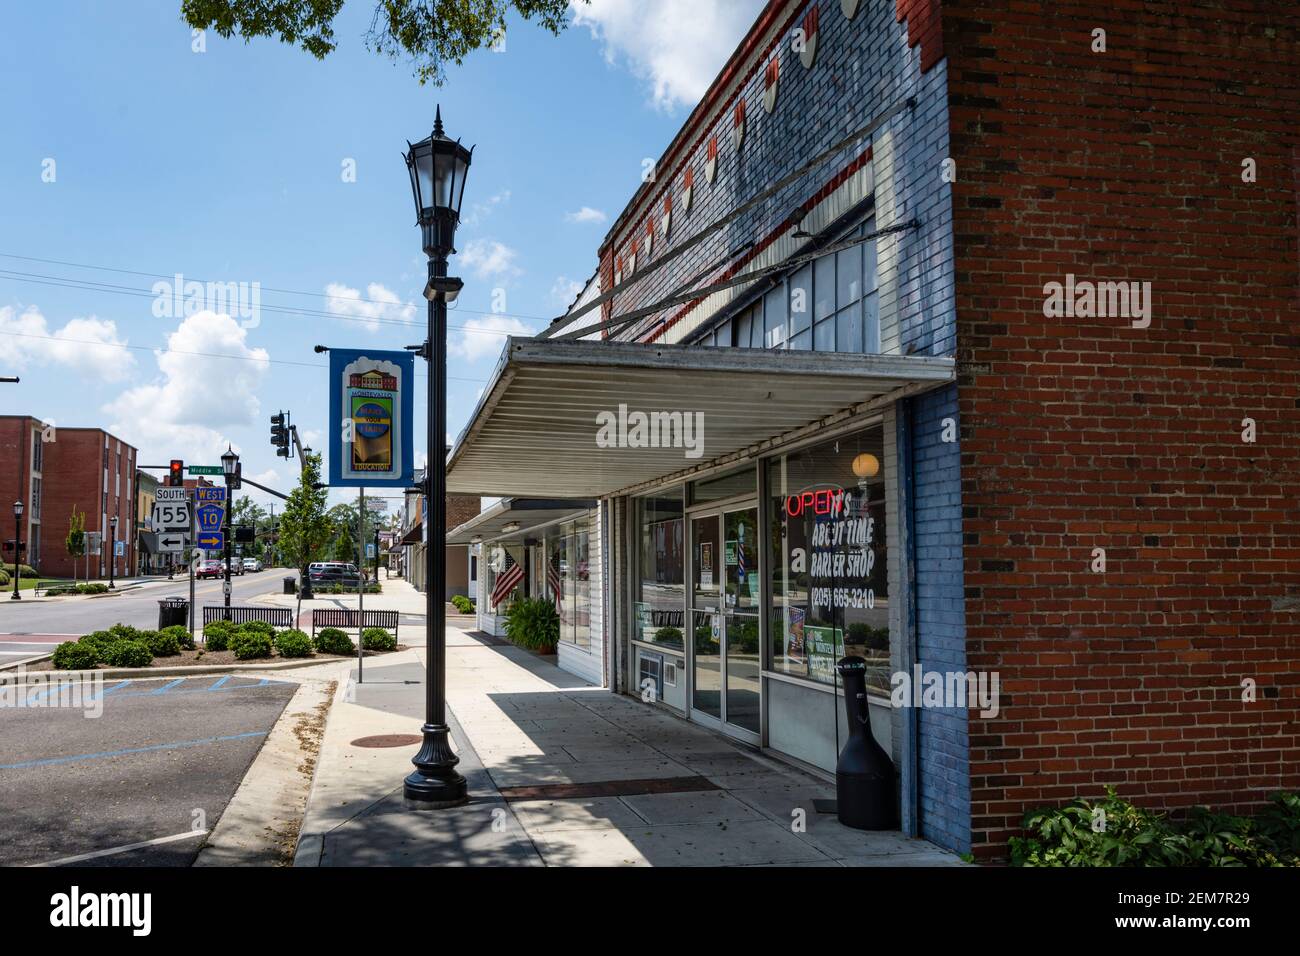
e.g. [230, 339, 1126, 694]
[0, 0, 763, 507]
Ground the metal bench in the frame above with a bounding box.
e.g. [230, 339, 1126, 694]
[201, 606, 295, 628]
[310, 608, 400, 643]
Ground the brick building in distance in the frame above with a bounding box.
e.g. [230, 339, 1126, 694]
[440, 0, 1298, 859]
[0, 416, 138, 580]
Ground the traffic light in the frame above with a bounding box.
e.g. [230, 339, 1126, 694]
[232, 461, 242, 491]
[270, 411, 291, 459]
[169, 459, 184, 487]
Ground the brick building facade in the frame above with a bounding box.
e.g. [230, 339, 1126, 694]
[444, 0, 1297, 859]
[0, 417, 138, 580]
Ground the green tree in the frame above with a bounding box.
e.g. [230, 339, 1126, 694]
[180, 0, 584, 85]
[278, 453, 333, 573]
[65, 507, 86, 585]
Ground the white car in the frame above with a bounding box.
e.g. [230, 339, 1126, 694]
[242, 558, 263, 572]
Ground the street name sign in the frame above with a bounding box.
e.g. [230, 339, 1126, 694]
[188, 465, 223, 475]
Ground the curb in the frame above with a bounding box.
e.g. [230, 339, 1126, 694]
[292, 668, 354, 867]
[0, 656, 343, 683]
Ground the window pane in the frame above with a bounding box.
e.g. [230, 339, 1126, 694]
[863, 291, 880, 353]
[766, 427, 889, 689]
[635, 493, 685, 650]
[751, 304, 764, 347]
[814, 253, 835, 321]
[814, 317, 836, 352]
[837, 244, 862, 306]
[789, 329, 811, 351]
[863, 234, 877, 292]
[764, 286, 787, 349]
[789, 264, 812, 334]
[736, 311, 751, 349]
[836, 303, 861, 353]
[573, 524, 590, 648]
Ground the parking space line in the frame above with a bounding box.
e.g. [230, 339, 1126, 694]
[0, 731, 267, 770]
[210, 675, 231, 690]
[148, 678, 186, 695]
[30, 829, 210, 868]
[86, 680, 131, 703]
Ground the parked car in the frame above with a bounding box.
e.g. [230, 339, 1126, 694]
[309, 562, 362, 586]
[195, 560, 224, 579]
[242, 558, 263, 572]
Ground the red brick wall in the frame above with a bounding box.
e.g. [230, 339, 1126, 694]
[36, 429, 137, 579]
[946, 0, 1300, 858]
[0, 417, 35, 571]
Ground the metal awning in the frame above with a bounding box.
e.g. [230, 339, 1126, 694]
[138, 531, 159, 554]
[447, 337, 956, 498]
[446, 497, 597, 546]
[399, 523, 424, 546]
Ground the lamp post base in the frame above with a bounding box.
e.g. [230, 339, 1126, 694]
[403, 723, 468, 807]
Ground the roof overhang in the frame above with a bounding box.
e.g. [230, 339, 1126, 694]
[447, 337, 955, 498]
[446, 497, 597, 546]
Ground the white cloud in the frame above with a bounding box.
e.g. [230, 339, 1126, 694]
[0, 305, 135, 382]
[104, 311, 271, 465]
[550, 276, 585, 309]
[459, 239, 521, 280]
[462, 189, 511, 227]
[324, 282, 417, 332]
[565, 206, 607, 224]
[450, 314, 534, 363]
[571, 0, 765, 111]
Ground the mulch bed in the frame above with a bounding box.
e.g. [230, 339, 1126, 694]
[22, 644, 409, 672]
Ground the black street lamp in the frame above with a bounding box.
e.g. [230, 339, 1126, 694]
[10, 500, 23, 600]
[402, 106, 471, 808]
[222, 445, 239, 619]
[108, 515, 118, 590]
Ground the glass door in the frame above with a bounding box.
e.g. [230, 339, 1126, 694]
[688, 506, 761, 742]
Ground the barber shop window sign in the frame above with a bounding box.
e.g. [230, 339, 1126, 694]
[328, 349, 415, 489]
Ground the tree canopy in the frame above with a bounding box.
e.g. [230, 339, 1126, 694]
[277, 453, 333, 569]
[180, 0, 583, 84]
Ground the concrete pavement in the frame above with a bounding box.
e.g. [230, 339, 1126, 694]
[295, 616, 962, 868]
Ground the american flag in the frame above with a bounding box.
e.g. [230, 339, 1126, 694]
[547, 556, 564, 613]
[490, 554, 524, 608]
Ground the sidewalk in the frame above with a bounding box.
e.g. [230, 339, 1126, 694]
[294, 618, 962, 867]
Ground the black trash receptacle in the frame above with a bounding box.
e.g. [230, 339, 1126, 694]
[283, 575, 296, 595]
[158, 597, 189, 630]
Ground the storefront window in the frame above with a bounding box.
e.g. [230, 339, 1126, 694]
[545, 519, 591, 648]
[634, 492, 685, 650]
[688, 464, 755, 506]
[767, 426, 889, 690]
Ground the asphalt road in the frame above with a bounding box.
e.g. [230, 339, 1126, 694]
[0, 569, 293, 659]
[0, 674, 297, 866]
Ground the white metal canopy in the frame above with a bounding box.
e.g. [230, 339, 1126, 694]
[446, 497, 597, 546]
[446, 337, 955, 498]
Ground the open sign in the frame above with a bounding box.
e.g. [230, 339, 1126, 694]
[784, 487, 846, 518]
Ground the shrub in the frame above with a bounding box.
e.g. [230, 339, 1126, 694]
[108, 623, 141, 642]
[230, 630, 273, 660]
[101, 640, 153, 669]
[142, 629, 182, 657]
[1010, 787, 1300, 867]
[313, 627, 355, 655]
[273, 629, 313, 658]
[203, 620, 236, 652]
[44, 584, 77, 596]
[361, 627, 396, 651]
[161, 624, 194, 650]
[78, 583, 109, 595]
[238, 619, 275, 637]
[503, 596, 559, 652]
[451, 594, 475, 613]
[52, 641, 99, 670]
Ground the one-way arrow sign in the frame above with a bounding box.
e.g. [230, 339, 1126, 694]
[158, 533, 188, 552]
[197, 531, 224, 551]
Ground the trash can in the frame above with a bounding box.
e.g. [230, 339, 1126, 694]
[834, 656, 897, 830]
[158, 597, 190, 629]
[283, 575, 296, 595]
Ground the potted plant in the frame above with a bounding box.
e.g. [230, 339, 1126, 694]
[503, 596, 560, 655]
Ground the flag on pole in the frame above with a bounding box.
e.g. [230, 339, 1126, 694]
[490, 554, 524, 609]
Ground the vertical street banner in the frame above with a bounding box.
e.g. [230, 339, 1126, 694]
[328, 349, 415, 489]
